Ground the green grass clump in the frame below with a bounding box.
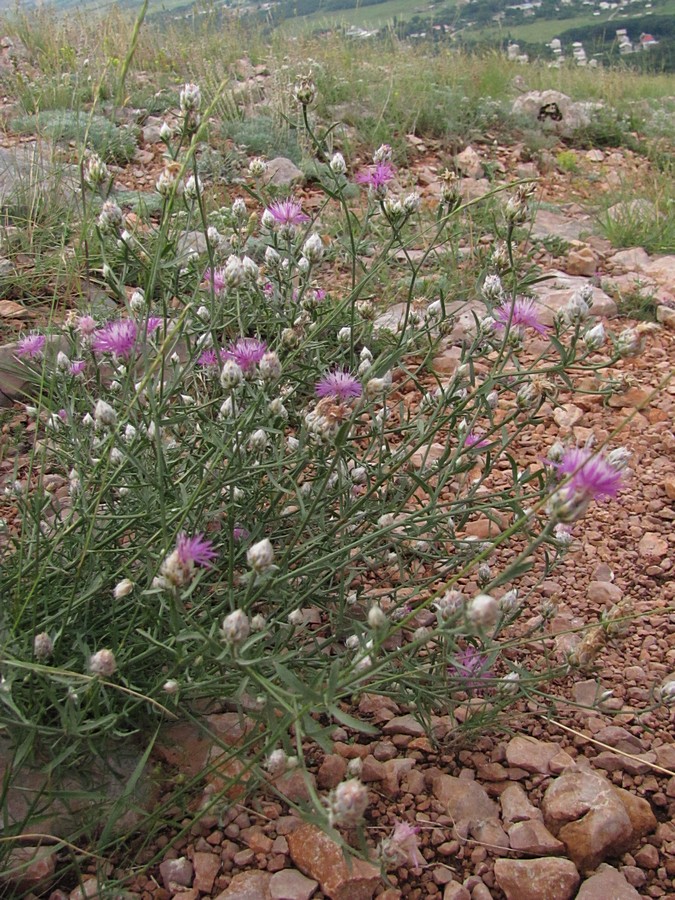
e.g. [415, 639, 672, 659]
[11, 111, 139, 164]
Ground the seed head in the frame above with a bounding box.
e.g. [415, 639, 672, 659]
[89, 648, 117, 678]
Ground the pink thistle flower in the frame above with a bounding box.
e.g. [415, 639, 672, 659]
[313, 288, 326, 302]
[233, 525, 250, 542]
[70, 360, 86, 376]
[92, 320, 138, 359]
[16, 333, 46, 358]
[356, 161, 395, 189]
[146, 317, 163, 335]
[450, 646, 493, 693]
[197, 349, 221, 368]
[464, 431, 490, 450]
[265, 199, 310, 227]
[554, 447, 624, 502]
[379, 821, 424, 870]
[316, 370, 362, 401]
[204, 267, 226, 293]
[76, 315, 97, 336]
[262, 281, 274, 295]
[176, 532, 217, 568]
[493, 298, 547, 335]
[224, 337, 267, 373]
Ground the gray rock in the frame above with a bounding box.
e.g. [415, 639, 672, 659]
[431, 773, 497, 829]
[512, 90, 601, 138]
[456, 145, 483, 179]
[262, 157, 304, 187]
[532, 208, 595, 243]
[606, 199, 655, 222]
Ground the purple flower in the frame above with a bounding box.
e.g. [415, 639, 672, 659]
[554, 447, 624, 502]
[265, 199, 309, 227]
[464, 431, 490, 450]
[224, 338, 267, 373]
[316, 370, 362, 401]
[176, 532, 217, 568]
[70, 360, 86, 376]
[76, 315, 97, 336]
[204, 267, 226, 293]
[233, 525, 250, 542]
[379, 821, 424, 870]
[16, 333, 46, 358]
[356, 161, 395, 189]
[197, 349, 222, 368]
[313, 288, 326, 302]
[450, 646, 493, 693]
[146, 316, 163, 335]
[92, 320, 138, 359]
[493, 298, 547, 335]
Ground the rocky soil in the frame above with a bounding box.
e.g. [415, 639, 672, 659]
[1, 54, 674, 900]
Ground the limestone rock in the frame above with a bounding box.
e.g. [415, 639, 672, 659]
[269, 868, 319, 900]
[507, 819, 566, 854]
[431, 774, 497, 829]
[542, 770, 655, 873]
[576, 864, 641, 899]
[263, 157, 304, 187]
[500, 783, 543, 825]
[637, 532, 668, 561]
[494, 857, 580, 900]
[505, 735, 560, 774]
[159, 857, 194, 891]
[287, 823, 380, 900]
[214, 870, 272, 899]
[566, 245, 596, 277]
[456, 145, 483, 179]
[512, 90, 599, 138]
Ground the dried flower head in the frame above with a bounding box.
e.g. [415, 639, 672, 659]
[378, 821, 424, 870]
[89, 649, 117, 678]
[328, 778, 369, 828]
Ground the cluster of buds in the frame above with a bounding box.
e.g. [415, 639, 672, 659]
[97, 200, 124, 236]
[89, 648, 117, 677]
[293, 75, 316, 107]
[221, 609, 250, 646]
[179, 82, 202, 133]
[83, 151, 109, 191]
[248, 157, 267, 178]
[504, 183, 536, 225]
[246, 538, 275, 576]
[156, 162, 183, 198]
[327, 778, 369, 828]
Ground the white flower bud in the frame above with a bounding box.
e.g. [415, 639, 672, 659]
[247, 538, 274, 574]
[337, 326, 352, 344]
[232, 198, 247, 220]
[249, 428, 268, 452]
[221, 609, 250, 645]
[113, 578, 134, 599]
[584, 322, 606, 350]
[220, 359, 243, 389]
[368, 604, 387, 629]
[329, 778, 369, 827]
[287, 435, 300, 452]
[330, 152, 347, 175]
[160, 121, 173, 141]
[163, 679, 179, 693]
[261, 209, 276, 229]
[89, 648, 117, 677]
[129, 289, 145, 313]
[302, 233, 324, 264]
[249, 157, 267, 178]
[264, 246, 280, 268]
[33, 632, 54, 660]
[250, 614, 267, 632]
[94, 399, 116, 427]
[467, 593, 499, 629]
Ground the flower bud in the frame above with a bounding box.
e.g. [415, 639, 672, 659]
[247, 538, 274, 574]
[33, 632, 53, 660]
[368, 604, 387, 629]
[221, 609, 250, 646]
[330, 152, 347, 175]
[94, 399, 116, 428]
[302, 233, 324, 264]
[328, 778, 369, 827]
[113, 578, 134, 599]
[220, 359, 243, 389]
[467, 593, 499, 629]
[163, 679, 179, 693]
[89, 648, 117, 677]
[249, 157, 267, 178]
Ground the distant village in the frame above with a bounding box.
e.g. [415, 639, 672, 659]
[506, 26, 658, 65]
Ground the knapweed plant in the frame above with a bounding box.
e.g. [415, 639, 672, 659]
[1, 80, 637, 853]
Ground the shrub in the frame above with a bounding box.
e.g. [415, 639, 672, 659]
[0, 76, 645, 887]
[11, 111, 139, 164]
